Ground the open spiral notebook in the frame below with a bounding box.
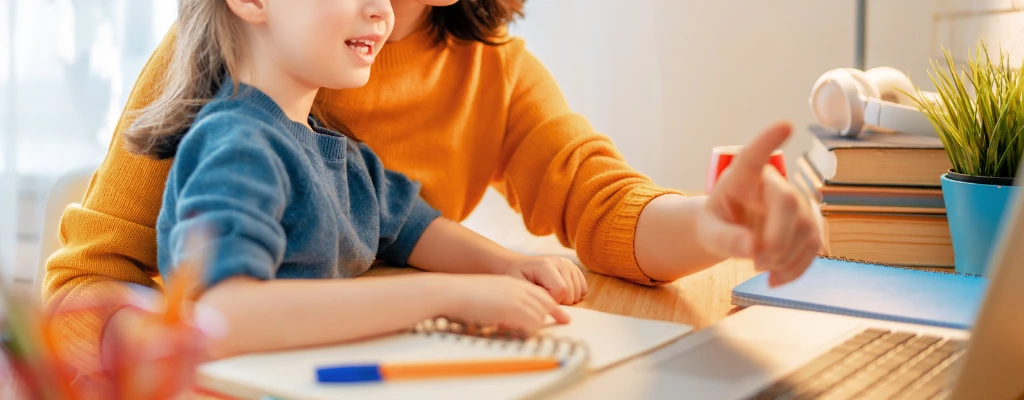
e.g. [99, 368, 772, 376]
[198, 306, 692, 400]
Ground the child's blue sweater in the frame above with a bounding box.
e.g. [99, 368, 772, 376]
[157, 81, 440, 286]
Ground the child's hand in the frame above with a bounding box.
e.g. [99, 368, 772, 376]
[446, 275, 572, 332]
[501, 256, 589, 305]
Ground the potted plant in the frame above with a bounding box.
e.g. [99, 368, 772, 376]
[911, 42, 1023, 276]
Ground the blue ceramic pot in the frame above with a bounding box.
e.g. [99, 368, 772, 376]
[941, 172, 1020, 275]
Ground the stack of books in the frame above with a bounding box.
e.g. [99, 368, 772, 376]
[796, 126, 954, 267]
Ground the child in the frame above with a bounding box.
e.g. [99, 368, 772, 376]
[126, 0, 586, 359]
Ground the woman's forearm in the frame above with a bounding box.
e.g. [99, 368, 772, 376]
[199, 274, 455, 359]
[406, 218, 521, 275]
[634, 194, 726, 282]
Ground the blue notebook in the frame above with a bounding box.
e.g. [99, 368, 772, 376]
[732, 257, 988, 330]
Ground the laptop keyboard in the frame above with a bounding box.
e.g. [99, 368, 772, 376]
[751, 328, 967, 400]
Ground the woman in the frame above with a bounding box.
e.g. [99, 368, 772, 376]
[44, 0, 819, 389]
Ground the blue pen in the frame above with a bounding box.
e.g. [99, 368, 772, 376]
[317, 357, 563, 383]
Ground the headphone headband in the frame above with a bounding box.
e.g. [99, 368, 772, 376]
[863, 98, 937, 137]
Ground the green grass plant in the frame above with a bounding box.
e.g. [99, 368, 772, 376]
[909, 41, 1024, 178]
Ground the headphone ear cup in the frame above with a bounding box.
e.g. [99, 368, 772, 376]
[809, 69, 867, 136]
[866, 67, 916, 105]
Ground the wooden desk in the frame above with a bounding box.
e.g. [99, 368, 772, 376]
[363, 257, 758, 331]
[578, 258, 756, 329]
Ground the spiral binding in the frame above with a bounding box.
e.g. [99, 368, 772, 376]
[819, 255, 983, 278]
[409, 317, 589, 359]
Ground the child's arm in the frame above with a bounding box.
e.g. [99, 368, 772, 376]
[359, 143, 588, 305]
[163, 119, 290, 288]
[199, 272, 568, 359]
[408, 219, 589, 305]
[406, 218, 532, 274]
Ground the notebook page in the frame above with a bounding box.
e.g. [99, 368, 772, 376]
[543, 306, 693, 371]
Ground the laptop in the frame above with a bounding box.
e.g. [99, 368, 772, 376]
[559, 179, 1024, 399]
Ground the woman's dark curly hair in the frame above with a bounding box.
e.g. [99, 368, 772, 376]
[427, 0, 526, 44]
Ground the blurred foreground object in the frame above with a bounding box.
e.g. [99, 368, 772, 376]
[1, 229, 214, 399]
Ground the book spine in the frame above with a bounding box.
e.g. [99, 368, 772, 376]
[798, 156, 945, 209]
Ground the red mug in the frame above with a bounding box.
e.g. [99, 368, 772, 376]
[706, 145, 787, 193]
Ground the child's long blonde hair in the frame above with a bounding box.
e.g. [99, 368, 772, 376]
[128, 0, 350, 159]
[125, 0, 244, 159]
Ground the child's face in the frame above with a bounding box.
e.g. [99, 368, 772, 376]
[265, 0, 394, 90]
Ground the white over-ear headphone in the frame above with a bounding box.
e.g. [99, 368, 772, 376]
[809, 67, 939, 138]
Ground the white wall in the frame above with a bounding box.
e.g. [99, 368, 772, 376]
[868, 0, 1024, 93]
[935, 0, 1024, 64]
[864, 0, 941, 91]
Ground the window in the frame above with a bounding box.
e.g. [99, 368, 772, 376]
[0, 0, 176, 287]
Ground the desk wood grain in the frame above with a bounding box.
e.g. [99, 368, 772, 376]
[362, 257, 758, 330]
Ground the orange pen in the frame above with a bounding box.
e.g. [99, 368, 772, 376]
[316, 357, 563, 383]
